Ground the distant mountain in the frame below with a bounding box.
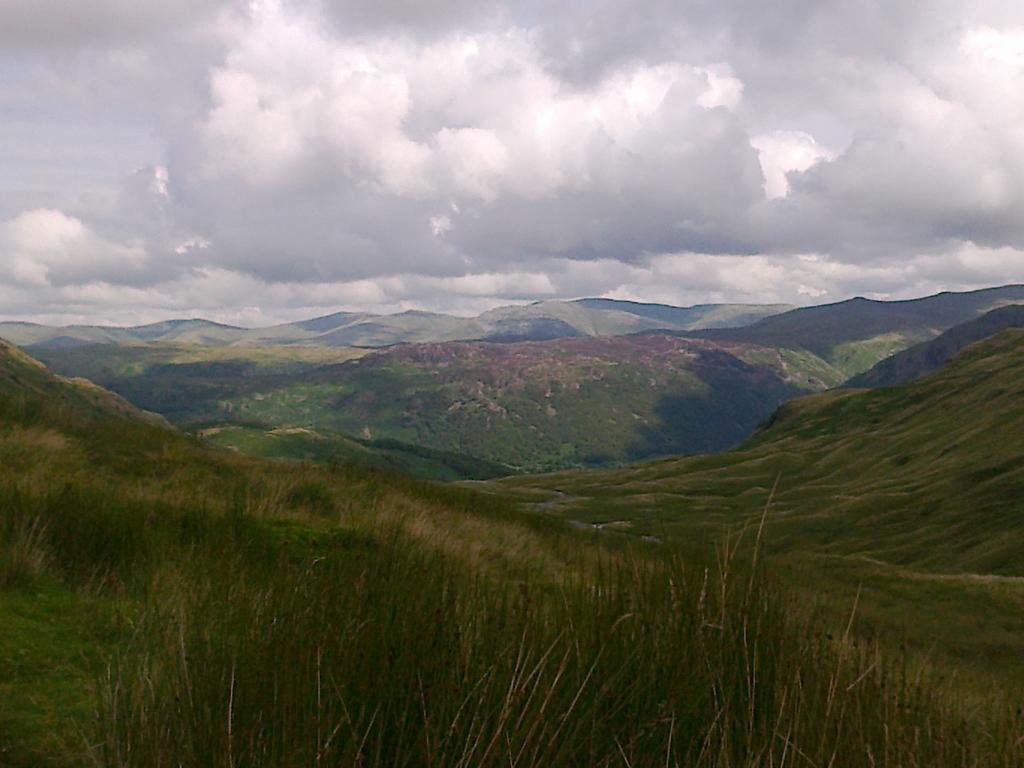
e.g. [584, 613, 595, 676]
[574, 299, 793, 330]
[0, 318, 246, 348]
[214, 334, 831, 472]
[1, 298, 792, 350]
[689, 284, 1024, 378]
[7, 287, 1024, 362]
[847, 304, 1024, 388]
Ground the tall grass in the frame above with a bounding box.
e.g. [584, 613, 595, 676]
[1, 438, 1021, 765]
[72, 509, 1021, 765]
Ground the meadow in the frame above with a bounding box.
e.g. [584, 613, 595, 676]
[484, 330, 1024, 698]
[2, 338, 1023, 765]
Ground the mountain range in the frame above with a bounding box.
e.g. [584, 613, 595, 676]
[688, 283, 1024, 377]
[0, 298, 792, 349]
[23, 284, 1024, 474]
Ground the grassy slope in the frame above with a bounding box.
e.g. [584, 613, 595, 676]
[849, 304, 1024, 388]
[493, 329, 1024, 569]
[201, 423, 514, 481]
[0, 340, 167, 427]
[0, 350, 576, 764]
[694, 284, 1024, 377]
[488, 330, 1024, 687]
[2, 343, 1022, 766]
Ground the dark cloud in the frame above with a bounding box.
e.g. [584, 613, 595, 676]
[1, 0, 1023, 323]
[0, 0, 229, 49]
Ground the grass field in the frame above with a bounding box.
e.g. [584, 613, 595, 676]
[2, 338, 1023, 765]
[482, 330, 1024, 696]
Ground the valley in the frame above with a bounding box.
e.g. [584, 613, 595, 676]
[2, 287, 1024, 765]
[481, 329, 1024, 691]
[9, 1, 1024, 760]
[2, 333, 1023, 766]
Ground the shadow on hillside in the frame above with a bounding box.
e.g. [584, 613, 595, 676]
[626, 349, 805, 462]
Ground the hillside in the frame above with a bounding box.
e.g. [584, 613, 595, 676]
[202, 334, 836, 472]
[200, 423, 514, 481]
[0, 338, 167, 427]
[496, 329, 1024, 573]
[25, 343, 513, 481]
[5, 341, 1018, 766]
[691, 284, 1024, 378]
[30, 343, 367, 424]
[484, 331, 1024, 689]
[33, 334, 843, 474]
[848, 304, 1024, 387]
[1, 298, 790, 350]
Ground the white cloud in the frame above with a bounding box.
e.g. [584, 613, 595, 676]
[150, 165, 169, 197]
[797, 284, 828, 298]
[695, 65, 744, 110]
[751, 131, 837, 199]
[429, 215, 452, 238]
[432, 128, 510, 202]
[0, 209, 146, 288]
[174, 236, 211, 255]
[198, 2, 745, 207]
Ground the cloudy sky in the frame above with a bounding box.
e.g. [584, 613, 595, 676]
[2, 0, 1024, 325]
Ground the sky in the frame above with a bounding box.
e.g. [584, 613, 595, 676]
[2, 0, 1024, 326]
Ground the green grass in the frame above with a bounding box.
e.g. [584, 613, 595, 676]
[5, 483, 1023, 767]
[828, 333, 913, 378]
[201, 423, 514, 481]
[0, 583, 105, 767]
[2, 335, 1023, 765]
[482, 330, 1024, 694]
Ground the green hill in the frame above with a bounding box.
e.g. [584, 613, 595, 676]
[0, 339, 167, 427]
[200, 335, 837, 472]
[487, 330, 1024, 689]
[496, 329, 1024, 573]
[848, 304, 1024, 388]
[5, 340, 1019, 765]
[25, 343, 511, 481]
[28, 343, 368, 424]
[692, 284, 1024, 377]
